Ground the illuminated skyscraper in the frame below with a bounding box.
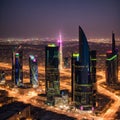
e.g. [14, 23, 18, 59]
[12, 45, 23, 86]
[45, 44, 60, 105]
[29, 55, 39, 88]
[14, 52, 23, 86]
[71, 53, 79, 101]
[72, 26, 96, 110]
[106, 33, 118, 85]
[57, 33, 63, 70]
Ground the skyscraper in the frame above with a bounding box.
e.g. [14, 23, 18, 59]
[45, 44, 60, 105]
[90, 50, 97, 109]
[71, 53, 79, 101]
[12, 45, 23, 86]
[29, 55, 39, 88]
[72, 26, 96, 110]
[106, 33, 118, 85]
[14, 52, 23, 86]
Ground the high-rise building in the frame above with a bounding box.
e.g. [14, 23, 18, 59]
[106, 33, 118, 85]
[14, 52, 23, 86]
[29, 55, 39, 88]
[12, 45, 23, 86]
[90, 50, 97, 109]
[45, 44, 60, 105]
[72, 26, 96, 110]
[71, 53, 79, 101]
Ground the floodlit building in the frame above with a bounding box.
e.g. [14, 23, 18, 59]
[12, 45, 23, 86]
[29, 55, 39, 88]
[106, 33, 118, 85]
[45, 44, 60, 105]
[71, 26, 97, 110]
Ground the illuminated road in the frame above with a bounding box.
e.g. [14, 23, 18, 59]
[0, 62, 120, 119]
[97, 71, 120, 119]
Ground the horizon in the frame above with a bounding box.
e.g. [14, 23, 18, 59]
[0, 0, 120, 39]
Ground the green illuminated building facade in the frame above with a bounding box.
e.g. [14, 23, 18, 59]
[45, 44, 60, 105]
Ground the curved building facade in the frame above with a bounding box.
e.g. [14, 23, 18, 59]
[72, 26, 96, 110]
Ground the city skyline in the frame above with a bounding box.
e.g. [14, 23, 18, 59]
[0, 0, 120, 39]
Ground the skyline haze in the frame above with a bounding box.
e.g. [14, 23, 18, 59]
[0, 0, 120, 39]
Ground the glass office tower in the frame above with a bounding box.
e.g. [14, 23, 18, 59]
[29, 55, 39, 88]
[14, 52, 23, 86]
[12, 45, 23, 86]
[71, 53, 79, 101]
[45, 44, 60, 105]
[72, 26, 96, 110]
[106, 33, 118, 85]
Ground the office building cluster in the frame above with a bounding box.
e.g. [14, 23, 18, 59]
[44, 26, 118, 110]
[0, 26, 118, 112]
[11, 45, 39, 88]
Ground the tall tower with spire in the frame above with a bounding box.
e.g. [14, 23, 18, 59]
[58, 33, 63, 70]
[72, 26, 96, 110]
[106, 32, 118, 85]
[112, 32, 115, 53]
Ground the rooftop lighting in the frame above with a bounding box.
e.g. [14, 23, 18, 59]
[15, 53, 19, 56]
[30, 55, 35, 60]
[48, 44, 56, 47]
[107, 55, 117, 61]
[91, 58, 96, 61]
[73, 53, 79, 57]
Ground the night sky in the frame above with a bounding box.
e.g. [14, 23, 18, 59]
[0, 0, 120, 39]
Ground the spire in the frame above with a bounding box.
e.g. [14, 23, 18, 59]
[58, 32, 63, 70]
[112, 32, 115, 53]
[79, 26, 90, 66]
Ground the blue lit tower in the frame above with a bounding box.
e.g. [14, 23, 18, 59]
[106, 33, 118, 85]
[72, 26, 96, 110]
[45, 44, 60, 105]
[29, 55, 39, 88]
[12, 45, 23, 86]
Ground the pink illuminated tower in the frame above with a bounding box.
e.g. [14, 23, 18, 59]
[57, 33, 63, 70]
